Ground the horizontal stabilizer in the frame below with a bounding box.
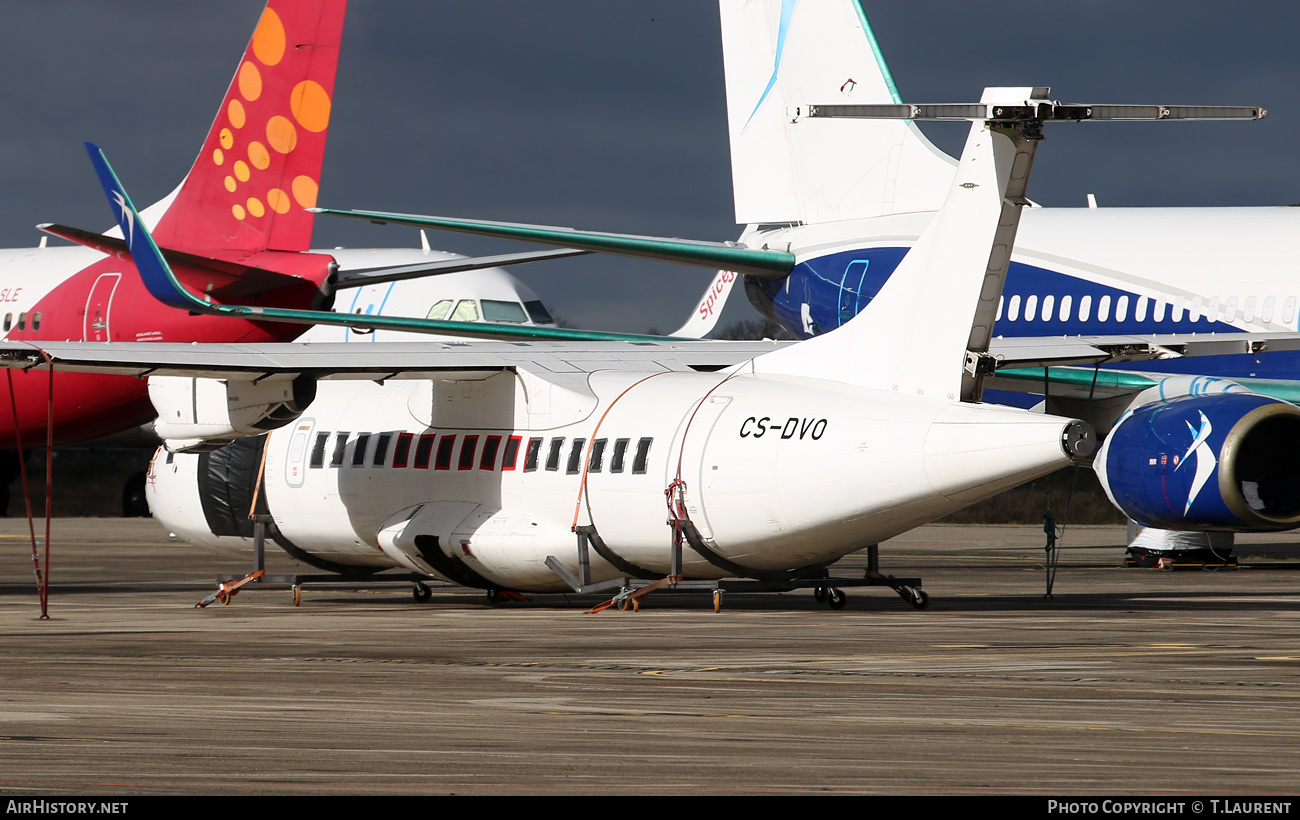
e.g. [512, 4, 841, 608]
[334, 248, 590, 288]
[311, 208, 795, 278]
[39, 223, 315, 298]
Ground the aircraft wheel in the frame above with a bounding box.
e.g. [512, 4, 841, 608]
[122, 472, 150, 518]
[813, 586, 828, 603]
[908, 590, 930, 610]
[412, 582, 432, 603]
[713, 590, 722, 613]
[617, 597, 630, 611]
[486, 589, 500, 604]
[219, 592, 231, 606]
[291, 585, 301, 607]
[827, 588, 847, 610]
[632, 598, 640, 612]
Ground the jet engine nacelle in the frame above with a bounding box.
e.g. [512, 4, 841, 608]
[149, 374, 317, 452]
[1095, 393, 1300, 531]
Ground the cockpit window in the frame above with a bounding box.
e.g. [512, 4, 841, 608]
[481, 300, 528, 324]
[426, 299, 453, 320]
[449, 300, 479, 322]
[523, 300, 554, 325]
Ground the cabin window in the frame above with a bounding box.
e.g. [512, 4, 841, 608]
[426, 300, 453, 320]
[17, 313, 26, 331]
[1058, 295, 1072, 322]
[482, 300, 528, 323]
[1171, 299, 1185, 323]
[459, 436, 479, 470]
[589, 439, 607, 473]
[1262, 296, 1275, 323]
[450, 300, 479, 322]
[330, 433, 349, 468]
[1284, 297, 1296, 326]
[1225, 296, 1238, 323]
[373, 433, 393, 467]
[1040, 295, 1054, 322]
[3, 314, 10, 331]
[1153, 299, 1167, 322]
[567, 439, 586, 475]
[480, 436, 501, 470]
[502, 436, 522, 471]
[610, 438, 630, 473]
[1007, 294, 1021, 322]
[352, 433, 371, 467]
[1208, 296, 1221, 322]
[524, 437, 543, 472]
[1190, 297, 1203, 323]
[1097, 295, 1111, 322]
[545, 437, 564, 471]
[1135, 296, 1149, 323]
[1115, 295, 1129, 323]
[1024, 295, 1037, 323]
[30, 313, 40, 331]
[524, 300, 554, 324]
[414, 434, 435, 469]
[632, 438, 653, 475]
[310, 432, 329, 469]
[1243, 296, 1257, 323]
[435, 435, 456, 470]
[393, 432, 414, 468]
[995, 295, 1004, 322]
[1078, 295, 1092, 322]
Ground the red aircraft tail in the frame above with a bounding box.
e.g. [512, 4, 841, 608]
[149, 0, 347, 256]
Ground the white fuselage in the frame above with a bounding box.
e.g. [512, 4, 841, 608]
[148, 368, 1079, 591]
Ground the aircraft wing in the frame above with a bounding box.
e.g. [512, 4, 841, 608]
[0, 329, 1293, 382]
[0, 339, 788, 381]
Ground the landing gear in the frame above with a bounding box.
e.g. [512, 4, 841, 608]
[826, 588, 847, 610]
[412, 581, 432, 603]
[121, 471, 150, 517]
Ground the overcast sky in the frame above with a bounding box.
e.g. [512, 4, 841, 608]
[2, 1, 1296, 332]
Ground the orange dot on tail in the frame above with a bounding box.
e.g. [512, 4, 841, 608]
[232, 204, 247, 220]
[247, 197, 266, 219]
[290, 81, 331, 132]
[234, 161, 251, 183]
[267, 116, 297, 154]
[267, 188, 291, 214]
[224, 176, 237, 193]
[248, 141, 270, 170]
[292, 176, 319, 208]
[238, 61, 262, 101]
[213, 148, 224, 166]
[219, 128, 234, 150]
[251, 8, 286, 66]
[228, 99, 246, 129]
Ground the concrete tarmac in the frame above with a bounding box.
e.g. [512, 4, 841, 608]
[0, 518, 1298, 796]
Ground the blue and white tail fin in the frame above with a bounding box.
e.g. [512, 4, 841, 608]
[719, 0, 955, 225]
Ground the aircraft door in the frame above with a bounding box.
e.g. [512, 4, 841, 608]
[84, 272, 121, 341]
[284, 418, 316, 488]
[667, 395, 732, 540]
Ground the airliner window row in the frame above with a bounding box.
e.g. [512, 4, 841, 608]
[2, 312, 41, 332]
[995, 293, 1297, 325]
[307, 431, 652, 475]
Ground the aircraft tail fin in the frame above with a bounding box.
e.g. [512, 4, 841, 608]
[670, 270, 739, 338]
[719, 0, 955, 225]
[751, 96, 1034, 400]
[144, 0, 347, 255]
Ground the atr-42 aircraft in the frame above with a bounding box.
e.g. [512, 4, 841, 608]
[304, 0, 1300, 563]
[2, 90, 1277, 610]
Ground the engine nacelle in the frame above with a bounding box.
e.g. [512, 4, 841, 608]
[1095, 393, 1300, 531]
[150, 374, 316, 452]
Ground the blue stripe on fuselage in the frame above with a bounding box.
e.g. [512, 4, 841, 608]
[755, 247, 1243, 340]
